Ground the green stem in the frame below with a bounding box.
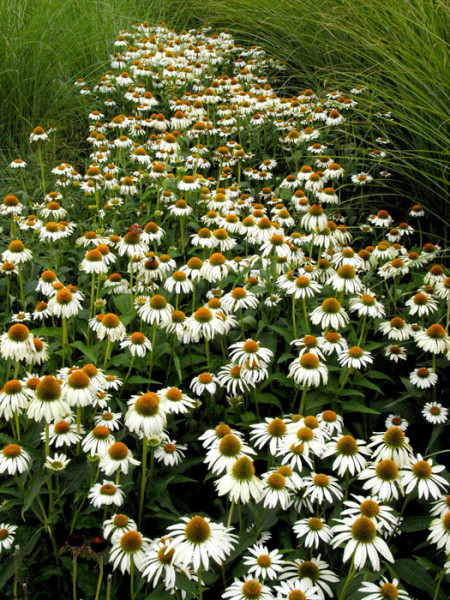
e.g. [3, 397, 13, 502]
[433, 567, 446, 600]
[121, 355, 136, 394]
[227, 498, 235, 527]
[299, 385, 308, 415]
[338, 553, 355, 600]
[148, 324, 158, 386]
[204, 337, 211, 370]
[138, 437, 148, 529]
[130, 557, 135, 600]
[358, 314, 367, 347]
[94, 557, 104, 600]
[73, 553, 78, 600]
[302, 297, 310, 333]
[197, 566, 203, 600]
[17, 266, 26, 310]
[292, 296, 297, 338]
[103, 340, 113, 370]
[106, 574, 112, 600]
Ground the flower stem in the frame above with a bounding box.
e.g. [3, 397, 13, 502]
[433, 567, 446, 600]
[292, 296, 297, 338]
[197, 565, 203, 600]
[17, 266, 26, 310]
[94, 557, 104, 600]
[299, 385, 308, 415]
[205, 337, 211, 370]
[130, 557, 135, 600]
[72, 553, 78, 600]
[103, 340, 113, 370]
[338, 553, 355, 600]
[227, 498, 235, 527]
[138, 437, 148, 529]
[302, 297, 310, 333]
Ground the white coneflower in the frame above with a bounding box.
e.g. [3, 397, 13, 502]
[368, 427, 413, 467]
[317, 332, 348, 357]
[0, 379, 29, 421]
[140, 536, 181, 592]
[0, 523, 18, 552]
[200, 252, 235, 283]
[427, 513, 450, 553]
[125, 392, 168, 437]
[94, 313, 126, 342]
[351, 172, 373, 185]
[243, 544, 284, 581]
[405, 292, 439, 317]
[303, 473, 343, 505]
[138, 295, 174, 326]
[94, 407, 121, 431]
[45, 418, 83, 448]
[223, 578, 274, 600]
[280, 555, 338, 600]
[0, 443, 31, 475]
[29, 126, 49, 143]
[205, 433, 256, 475]
[331, 515, 393, 571]
[293, 517, 333, 549]
[400, 454, 447, 500]
[88, 480, 124, 507]
[310, 298, 349, 330]
[358, 578, 411, 600]
[250, 417, 291, 456]
[63, 369, 96, 407]
[385, 345, 407, 362]
[327, 264, 362, 294]
[287, 275, 322, 299]
[154, 440, 187, 467]
[2, 240, 32, 264]
[80, 248, 108, 274]
[349, 290, 386, 319]
[274, 579, 321, 600]
[422, 402, 448, 424]
[120, 332, 152, 357]
[358, 459, 404, 501]
[109, 529, 151, 574]
[379, 317, 413, 341]
[158, 386, 197, 415]
[27, 376, 70, 423]
[44, 452, 70, 472]
[340, 494, 398, 533]
[99, 441, 140, 475]
[116, 229, 149, 258]
[415, 323, 450, 354]
[103, 513, 137, 544]
[322, 435, 371, 477]
[82, 425, 115, 457]
[186, 307, 226, 342]
[229, 339, 273, 368]
[338, 346, 373, 370]
[48, 287, 82, 319]
[215, 456, 264, 504]
[221, 287, 259, 313]
[0, 324, 35, 362]
[190, 372, 218, 396]
[288, 353, 328, 388]
[166, 515, 238, 571]
[260, 471, 293, 509]
[409, 367, 438, 389]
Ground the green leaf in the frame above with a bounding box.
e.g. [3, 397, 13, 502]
[393, 558, 438, 597]
[22, 473, 47, 519]
[401, 516, 433, 532]
[71, 340, 98, 363]
[342, 401, 380, 414]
